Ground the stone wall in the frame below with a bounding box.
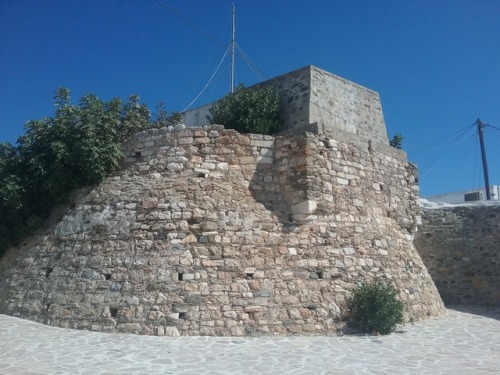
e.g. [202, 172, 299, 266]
[309, 67, 387, 146]
[0, 125, 445, 336]
[415, 204, 500, 306]
[258, 66, 389, 145]
[253, 66, 312, 131]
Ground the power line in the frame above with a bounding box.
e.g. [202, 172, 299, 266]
[418, 119, 499, 197]
[408, 123, 475, 155]
[438, 134, 475, 193]
[155, 0, 229, 51]
[235, 43, 270, 80]
[183, 47, 230, 111]
[419, 127, 476, 178]
[416, 125, 475, 166]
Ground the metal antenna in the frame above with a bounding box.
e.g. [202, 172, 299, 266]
[230, 2, 235, 93]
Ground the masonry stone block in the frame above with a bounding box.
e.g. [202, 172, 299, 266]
[291, 200, 317, 215]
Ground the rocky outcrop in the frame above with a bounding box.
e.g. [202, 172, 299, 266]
[0, 125, 445, 336]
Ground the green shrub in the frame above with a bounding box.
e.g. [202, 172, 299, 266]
[207, 84, 282, 135]
[349, 279, 404, 335]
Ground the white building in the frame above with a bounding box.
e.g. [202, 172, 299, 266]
[424, 185, 500, 204]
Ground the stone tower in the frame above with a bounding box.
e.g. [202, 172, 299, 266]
[0, 68, 445, 336]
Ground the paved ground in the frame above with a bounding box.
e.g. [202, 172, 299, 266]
[0, 306, 499, 375]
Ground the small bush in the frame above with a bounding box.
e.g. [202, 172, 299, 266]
[349, 279, 404, 335]
[207, 84, 282, 135]
[389, 133, 404, 149]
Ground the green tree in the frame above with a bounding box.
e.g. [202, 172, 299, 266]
[152, 102, 181, 128]
[207, 84, 282, 135]
[389, 133, 404, 149]
[0, 141, 32, 254]
[121, 94, 151, 136]
[0, 88, 163, 257]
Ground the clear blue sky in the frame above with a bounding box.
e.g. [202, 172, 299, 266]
[1, 0, 499, 197]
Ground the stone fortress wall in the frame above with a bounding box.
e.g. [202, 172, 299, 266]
[414, 204, 500, 306]
[0, 122, 446, 336]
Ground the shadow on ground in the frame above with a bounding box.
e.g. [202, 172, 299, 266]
[446, 305, 500, 321]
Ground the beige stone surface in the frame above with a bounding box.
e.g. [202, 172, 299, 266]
[415, 204, 500, 305]
[0, 125, 445, 336]
[1, 306, 499, 374]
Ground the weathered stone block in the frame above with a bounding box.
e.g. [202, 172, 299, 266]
[291, 200, 317, 215]
[253, 290, 272, 298]
[185, 295, 203, 305]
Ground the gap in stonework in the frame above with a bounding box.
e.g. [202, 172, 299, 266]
[110, 307, 118, 318]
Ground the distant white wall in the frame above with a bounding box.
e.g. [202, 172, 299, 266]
[181, 103, 212, 127]
[425, 185, 500, 203]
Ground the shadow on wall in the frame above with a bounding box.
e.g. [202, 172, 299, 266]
[248, 139, 294, 232]
[248, 134, 320, 233]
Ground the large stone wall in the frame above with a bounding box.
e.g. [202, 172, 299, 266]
[415, 204, 500, 306]
[0, 125, 445, 336]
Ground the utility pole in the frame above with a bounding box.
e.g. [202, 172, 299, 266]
[230, 2, 235, 93]
[476, 118, 491, 200]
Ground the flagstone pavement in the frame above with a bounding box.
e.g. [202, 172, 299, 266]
[0, 306, 499, 375]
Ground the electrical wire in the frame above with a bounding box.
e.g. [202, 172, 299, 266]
[156, 0, 270, 81]
[419, 128, 476, 179]
[235, 43, 270, 80]
[419, 119, 500, 196]
[155, 0, 229, 51]
[417, 125, 476, 168]
[438, 133, 475, 193]
[408, 123, 475, 155]
[183, 46, 230, 111]
[179, 17, 232, 99]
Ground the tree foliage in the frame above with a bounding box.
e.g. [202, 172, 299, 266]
[207, 84, 282, 135]
[0, 89, 178, 257]
[389, 133, 404, 149]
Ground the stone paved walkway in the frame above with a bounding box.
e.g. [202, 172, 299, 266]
[0, 306, 499, 375]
